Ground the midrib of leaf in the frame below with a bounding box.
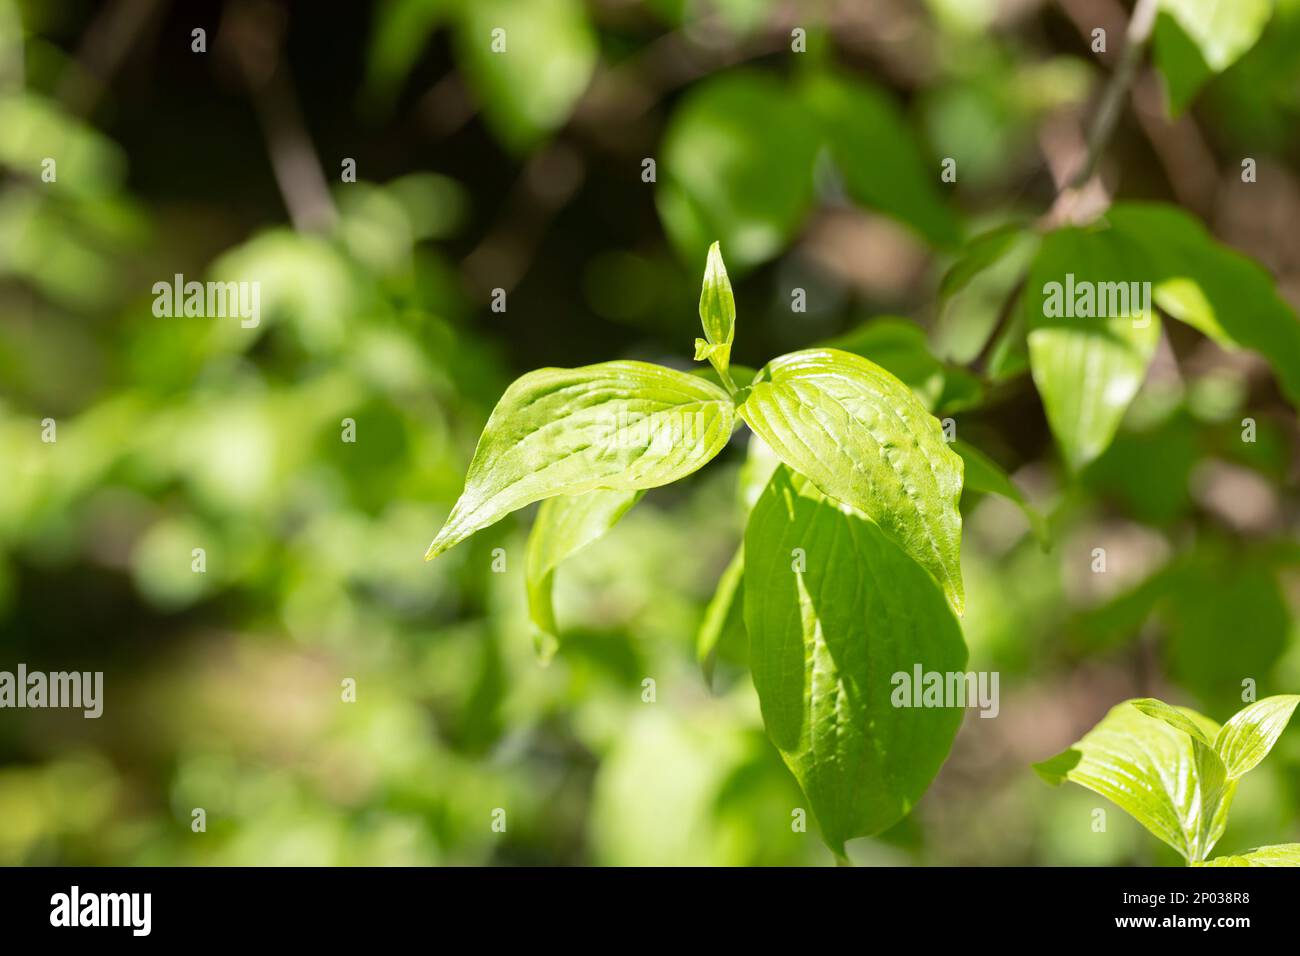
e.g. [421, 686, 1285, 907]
[455, 396, 726, 532]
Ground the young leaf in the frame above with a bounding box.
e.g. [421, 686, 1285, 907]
[738, 348, 965, 612]
[1025, 226, 1161, 470]
[1201, 844, 1300, 867]
[1213, 695, 1300, 780]
[952, 439, 1048, 547]
[696, 546, 746, 687]
[1131, 697, 1214, 746]
[1035, 700, 1233, 863]
[745, 466, 967, 856]
[695, 242, 735, 384]
[526, 488, 644, 660]
[427, 361, 734, 559]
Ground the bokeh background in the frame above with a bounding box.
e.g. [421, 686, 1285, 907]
[3, 0, 1300, 865]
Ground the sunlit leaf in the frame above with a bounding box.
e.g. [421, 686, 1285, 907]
[1025, 225, 1161, 470]
[427, 362, 734, 558]
[1214, 695, 1300, 779]
[1201, 844, 1300, 867]
[739, 348, 965, 612]
[1036, 700, 1232, 862]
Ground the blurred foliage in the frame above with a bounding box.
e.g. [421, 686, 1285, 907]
[1, 0, 1299, 866]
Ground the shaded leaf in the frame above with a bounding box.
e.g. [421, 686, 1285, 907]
[526, 488, 644, 659]
[1107, 203, 1300, 407]
[453, 0, 597, 152]
[802, 70, 961, 248]
[953, 439, 1048, 546]
[658, 71, 819, 271]
[1153, 0, 1273, 114]
[696, 546, 746, 687]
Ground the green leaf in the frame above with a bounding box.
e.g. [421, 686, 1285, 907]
[824, 318, 983, 413]
[453, 0, 597, 152]
[1214, 695, 1300, 779]
[526, 488, 644, 660]
[1201, 844, 1300, 867]
[1131, 698, 1215, 746]
[1153, 0, 1273, 114]
[1106, 203, 1300, 407]
[738, 348, 965, 612]
[696, 546, 746, 687]
[657, 71, 819, 271]
[427, 361, 734, 558]
[934, 225, 1039, 365]
[737, 433, 781, 511]
[1025, 225, 1161, 470]
[801, 70, 961, 249]
[952, 439, 1048, 547]
[695, 241, 736, 383]
[745, 466, 967, 855]
[1035, 700, 1232, 862]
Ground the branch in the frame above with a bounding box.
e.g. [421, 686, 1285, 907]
[1043, 0, 1160, 227]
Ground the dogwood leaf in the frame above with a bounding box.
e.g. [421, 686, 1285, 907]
[427, 361, 733, 558]
[526, 488, 643, 659]
[745, 466, 967, 857]
[1214, 695, 1300, 779]
[738, 348, 965, 612]
[1201, 844, 1300, 867]
[1035, 700, 1233, 863]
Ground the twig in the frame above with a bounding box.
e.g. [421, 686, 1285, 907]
[220, 0, 336, 234]
[1043, 0, 1160, 227]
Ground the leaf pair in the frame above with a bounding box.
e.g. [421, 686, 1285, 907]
[427, 243, 973, 856]
[1036, 695, 1300, 864]
[430, 242, 967, 633]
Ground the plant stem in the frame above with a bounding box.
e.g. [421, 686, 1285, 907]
[1045, 0, 1160, 225]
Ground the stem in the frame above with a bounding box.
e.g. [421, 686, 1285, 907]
[1044, 0, 1160, 225]
[715, 362, 739, 397]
